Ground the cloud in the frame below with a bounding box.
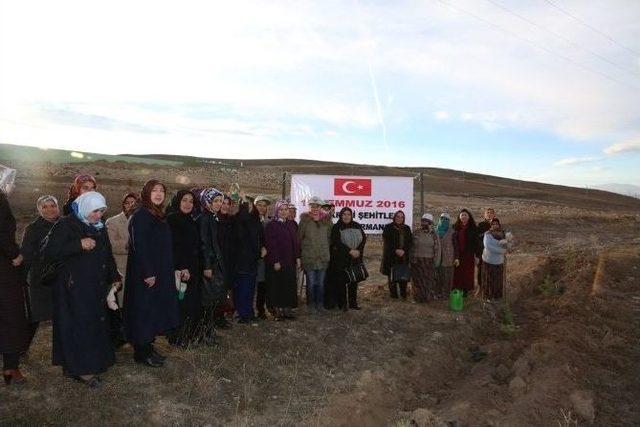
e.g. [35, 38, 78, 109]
[553, 156, 600, 166]
[434, 111, 450, 121]
[603, 137, 640, 155]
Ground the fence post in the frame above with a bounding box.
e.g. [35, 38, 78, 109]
[420, 171, 425, 217]
[282, 172, 287, 200]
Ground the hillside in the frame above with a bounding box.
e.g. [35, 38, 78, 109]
[2, 143, 639, 219]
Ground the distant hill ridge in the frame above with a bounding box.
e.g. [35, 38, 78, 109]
[1, 143, 639, 212]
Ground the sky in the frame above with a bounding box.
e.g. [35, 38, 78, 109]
[1, 0, 639, 187]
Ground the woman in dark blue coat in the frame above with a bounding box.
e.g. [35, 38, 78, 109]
[124, 180, 179, 367]
[166, 190, 203, 348]
[42, 191, 121, 388]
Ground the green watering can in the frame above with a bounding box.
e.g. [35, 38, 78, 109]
[449, 289, 464, 312]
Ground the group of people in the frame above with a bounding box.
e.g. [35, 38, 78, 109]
[0, 173, 371, 388]
[380, 207, 513, 303]
[1, 170, 512, 389]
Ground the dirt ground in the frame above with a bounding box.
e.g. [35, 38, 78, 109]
[1, 158, 639, 426]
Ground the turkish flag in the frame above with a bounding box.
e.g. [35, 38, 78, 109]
[334, 178, 372, 196]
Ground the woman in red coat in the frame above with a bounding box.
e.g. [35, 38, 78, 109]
[452, 209, 479, 296]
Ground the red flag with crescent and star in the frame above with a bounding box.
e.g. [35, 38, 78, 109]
[334, 178, 372, 196]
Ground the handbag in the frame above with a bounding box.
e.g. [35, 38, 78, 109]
[344, 262, 369, 283]
[40, 259, 65, 286]
[390, 264, 411, 283]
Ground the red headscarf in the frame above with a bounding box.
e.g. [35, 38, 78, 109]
[141, 180, 167, 220]
[66, 174, 97, 202]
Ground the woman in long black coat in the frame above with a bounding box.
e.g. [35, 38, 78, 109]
[327, 207, 367, 310]
[167, 190, 203, 348]
[381, 210, 413, 300]
[42, 191, 120, 387]
[198, 187, 226, 343]
[21, 195, 61, 331]
[232, 199, 264, 322]
[124, 180, 179, 367]
[0, 190, 30, 385]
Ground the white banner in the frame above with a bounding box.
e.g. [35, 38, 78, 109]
[290, 174, 414, 234]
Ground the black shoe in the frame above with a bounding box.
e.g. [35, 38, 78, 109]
[151, 348, 166, 362]
[135, 356, 164, 368]
[237, 318, 251, 324]
[71, 375, 102, 388]
[349, 305, 361, 310]
[214, 317, 232, 329]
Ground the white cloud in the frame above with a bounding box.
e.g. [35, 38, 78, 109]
[0, 0, 639, 166]
[603, 137, 640, 154]
[434, 111, 450, 121]
[553, 156, 600, 166]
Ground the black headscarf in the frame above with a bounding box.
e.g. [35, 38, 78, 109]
[336, 207, 359, 230]
[169, 189, 199, 219]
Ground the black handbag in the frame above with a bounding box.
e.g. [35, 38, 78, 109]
[40, 259, 65, 286]
[390, 264, 411, 283]
[345, 262, 369, 283]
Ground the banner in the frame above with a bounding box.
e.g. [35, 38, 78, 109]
[290, 174, 414, 234]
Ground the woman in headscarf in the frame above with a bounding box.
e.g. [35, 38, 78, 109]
[123, 180, 179, 367]
[264, 200, 300, 320]
[298, 196, 332, 313]
[0, 185, 30, 385]
[453, 209, 479, 296]
[216, 195, 237, 327]
[166, 190, 203, 348]
[327, 207, 367, 311]
[480, 218, 511, 300]
[42, 191, 121, 388]
[410, 213, 441, 303]
[381, 211, 413, 300]
[434, 213, 458, 299]
[232, 196, 264, 323]
[62, 174, 97, 216]
[21, 195, 61, 341]
[198, 187, 226, 343]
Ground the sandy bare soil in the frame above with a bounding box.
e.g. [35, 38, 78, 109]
[1, 155, 639, 426]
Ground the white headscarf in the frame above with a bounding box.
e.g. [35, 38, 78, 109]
[0, 164, 16, 195]
[36, 195, 60, 215]
[72, 191, 107, 229]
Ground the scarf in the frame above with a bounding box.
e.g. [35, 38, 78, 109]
[274, 199, 289, 221]
[36, 195, 59, 216]
[436, 217, 449, 238]
[140, 179, 166, 221]
[170, 189, 198, 220]
[72, 191, 106, 230]
[0, 164, 16, 194]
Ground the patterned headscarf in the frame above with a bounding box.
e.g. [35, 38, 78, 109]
[36, 195, 60, 216]
[67, 174, 97, 202]
[72, 191, 107, 230]
[199, 187, 223, 207]
[273, 199, 289, 221]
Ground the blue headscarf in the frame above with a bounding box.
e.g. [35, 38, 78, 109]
[436, 215, 450, 238]
[72, 191, 107, 230]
